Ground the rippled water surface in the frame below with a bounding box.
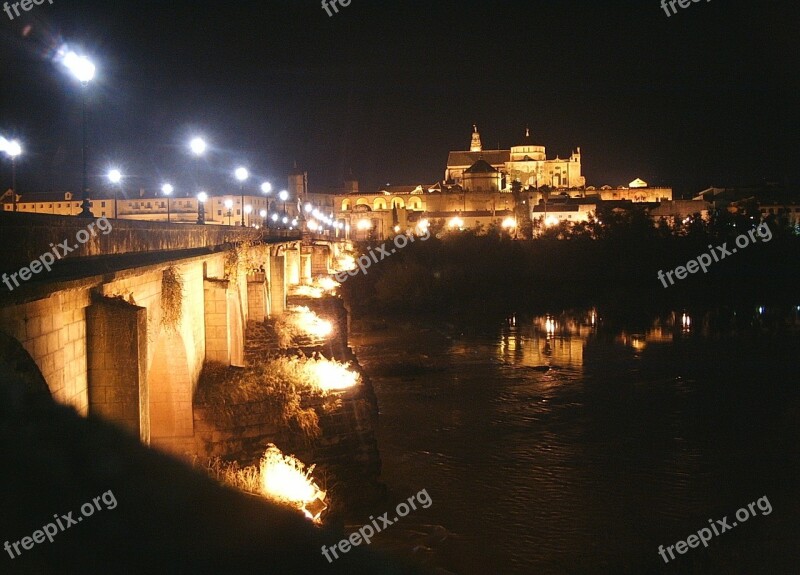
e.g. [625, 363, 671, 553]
[351, 310, 800, 574]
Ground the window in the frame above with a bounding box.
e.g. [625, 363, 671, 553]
[146, 202, 152, 209]
[217, 210, 222, 216]
[101, 201, 106, 207]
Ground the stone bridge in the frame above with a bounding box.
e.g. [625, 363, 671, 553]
[0, 213, 350, 453]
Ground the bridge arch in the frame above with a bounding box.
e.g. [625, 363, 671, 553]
[147, 326, 193, 446]
[0, 331, 50, 397]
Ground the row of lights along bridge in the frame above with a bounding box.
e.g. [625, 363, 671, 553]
[2, 46, 338, 231]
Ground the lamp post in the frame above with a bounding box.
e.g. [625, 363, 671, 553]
[107, 169, 121, 219]
[224, 199, 233, 226]
[197, 191, 207, 224]
[261, 182, 272, 226]
[244, 204, 252, 227]
[279, 189, 289, 216]
[61, 51, 96, 217]
[161, 183, 174, 222]
[235, 167, 248, 226]
[259, 209, 267, 228]
[1, 138, 22, 211]
[190, 137, 206, 198]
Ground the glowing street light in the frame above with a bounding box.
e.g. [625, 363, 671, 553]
[448, 216, 464, 229]
[279, 189, 289, 215]
[261, 182, 272, 194]
[235, 167, 249, 226]
[107, 169, 122, 219]
[189, 137, 206, 199]
[1, 138, 22, 211]
[224, 198, 234, 226]
[161, 183, 174, 222]
[189, 137, 206, 156]
[61, 50, 96, 217]
[197, 191, 208, 224]
[259, 208, 267, 228]
[62, 51, 96, 84]
[244, 204, 253, 227]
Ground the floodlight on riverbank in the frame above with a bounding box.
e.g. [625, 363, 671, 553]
[259, 444, 327, 523]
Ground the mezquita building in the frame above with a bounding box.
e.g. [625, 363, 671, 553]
[445, 125, 585, 190]
[332, 126, 674, 240]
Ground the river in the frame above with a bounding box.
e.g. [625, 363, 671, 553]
[350, 307, 800, 574]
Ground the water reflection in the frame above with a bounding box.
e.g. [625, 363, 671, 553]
[498, 310, 597, 369]
[353, 305, 800, 574]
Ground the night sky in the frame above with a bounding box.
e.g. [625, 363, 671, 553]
[0, 0, 797, 198]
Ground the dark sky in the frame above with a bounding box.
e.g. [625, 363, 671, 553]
[0, 0, 797, 198]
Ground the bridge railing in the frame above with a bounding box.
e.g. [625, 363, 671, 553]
[0, 212, 300, 272]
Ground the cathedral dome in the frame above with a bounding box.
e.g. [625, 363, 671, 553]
[464, 159, 498, 174]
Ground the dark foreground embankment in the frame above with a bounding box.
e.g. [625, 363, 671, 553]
[0, 361, 426, 575]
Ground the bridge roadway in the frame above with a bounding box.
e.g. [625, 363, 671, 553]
[0, 212, 348, 454]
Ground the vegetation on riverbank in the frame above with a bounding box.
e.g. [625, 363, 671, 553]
[341, 207, 800, 318]
[195, 358, 341, 439]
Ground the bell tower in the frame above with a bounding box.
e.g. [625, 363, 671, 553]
[470, 124, 483, 152]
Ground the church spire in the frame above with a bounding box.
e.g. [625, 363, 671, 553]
[470, 124, 482, 152]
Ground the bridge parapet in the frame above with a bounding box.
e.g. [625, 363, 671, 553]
[0, 213, 299, 272]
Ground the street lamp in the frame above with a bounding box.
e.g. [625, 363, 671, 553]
[189, 137, 206, 197]
[244, 204, 252, 227]
[235, 167, 249, 226]
[279, 189, 289, 215]
[224, 198, 233, 226]
[261, 182, 272, 194]
[259, 209, 267, 228]
[107, 169, 121, 219]
[61, 50, 96, 217]
[1, 138, 22, 211]
[161, 183, 174, 222]
[197, 191, 208, 224]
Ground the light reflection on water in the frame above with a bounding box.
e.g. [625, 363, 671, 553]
[351, 307, 800, 575]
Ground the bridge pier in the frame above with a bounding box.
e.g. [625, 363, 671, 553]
[203, 278, 245, 367]
[285, 246, 301, 286]
[247, 271, 268, 322]
[269, 254, 286, 317]
[86, 298, 150, 443]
